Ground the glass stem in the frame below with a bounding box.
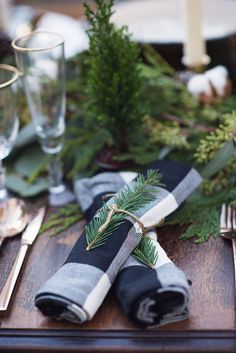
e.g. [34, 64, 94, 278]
[48, 154, 65, 194]
[0, 160, 7, 200]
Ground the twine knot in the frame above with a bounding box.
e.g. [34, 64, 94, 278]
[98, 204, 163, 236]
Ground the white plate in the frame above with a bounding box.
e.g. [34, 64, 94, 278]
[113, 0, 236, 43]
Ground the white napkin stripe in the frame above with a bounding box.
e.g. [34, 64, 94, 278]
[83, 273, 111, 318]
[119, 171, 138, 184]
[139, 192, 178, 227]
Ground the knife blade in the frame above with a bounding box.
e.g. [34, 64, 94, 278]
[0, 206, 46, 311]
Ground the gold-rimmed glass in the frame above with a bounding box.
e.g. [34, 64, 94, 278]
[12, 31, 74, 206]
[0, 64, 20, 201]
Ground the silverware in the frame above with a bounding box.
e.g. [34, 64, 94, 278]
[0, 206, 46, 311]
[220, 204, 236, 295]
[220, 204, 236, 233]
[0, 198, 29, 248]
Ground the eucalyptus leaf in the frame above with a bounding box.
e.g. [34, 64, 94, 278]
[200, 140, 235, 179]
[6, 174, 48, 197]
[15, 145, 45, 178]
[14, 123, 36, 149]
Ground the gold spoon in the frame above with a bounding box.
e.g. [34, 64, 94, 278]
[0, 198, 29, 248]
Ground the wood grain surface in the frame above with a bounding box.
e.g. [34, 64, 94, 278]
[0, 207, 235, 352]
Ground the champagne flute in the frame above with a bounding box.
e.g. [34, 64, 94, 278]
[12, 31, 75, 206]
[0, 64, 19, 201]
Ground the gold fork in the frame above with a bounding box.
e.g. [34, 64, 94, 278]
[220, 204, 236, 298]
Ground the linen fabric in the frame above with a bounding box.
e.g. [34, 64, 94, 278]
[115, 236, 190, 327]
[35, 160, 202, 326]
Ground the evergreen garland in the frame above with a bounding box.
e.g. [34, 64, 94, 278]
[8, 1, 236, 246]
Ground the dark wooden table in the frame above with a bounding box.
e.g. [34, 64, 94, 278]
[0, 207, 236, 352]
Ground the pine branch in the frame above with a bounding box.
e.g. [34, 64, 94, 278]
[179, 208, 219, 243]
[167, 186, 236, 243]
[49, 215, 83, 237]
[115, 169, 162, 212]
[132, 237, 158, 268]
[40, 204, 83, 237]
[86, 169, 162, 250]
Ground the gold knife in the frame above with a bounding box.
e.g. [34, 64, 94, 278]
[0, 206, 46, 312]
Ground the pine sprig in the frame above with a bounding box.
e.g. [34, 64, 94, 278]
[86, 204, 125, 250]
[115, 169, 162, 212]
[40, 204, 83, 237]
[86, 169, 162, 251]
[132, 237, 158, 268]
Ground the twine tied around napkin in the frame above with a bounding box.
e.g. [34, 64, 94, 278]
[97, 203, 163, 237]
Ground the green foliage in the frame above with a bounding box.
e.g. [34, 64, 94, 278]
[84, 0, 144, 152]
[200, 141, 235, 179]
[200, 155, 236, 195]
[4, 2, 236, 252]
[14, 145, 46, 179]
[13, 123, 36, 150]
[86, 169, 161, 255]
[195, 113, 236, 164]
[5, 136, 48, 196]
[137, 46, 236, 166]
[62, 37, 236, 179]
[40, 203, 83, 237]
[6, 175, 48, 197]
[194, 112, 236, 195]
[144, 116, 190, 150]
[140, 45, 199, 122]
[167, 187, 236, 243]
[166, 111, 236, 242]
[132, 237, 158, 268]
[62, 127, 110, 178]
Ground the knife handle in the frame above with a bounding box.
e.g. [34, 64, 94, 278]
[0, 244, 28, 311]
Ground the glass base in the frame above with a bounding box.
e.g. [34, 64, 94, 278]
[0, 188, 8, 203]
[49, 184, 76, 207]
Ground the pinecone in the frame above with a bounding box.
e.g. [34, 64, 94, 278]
[0, 29, 13, 61]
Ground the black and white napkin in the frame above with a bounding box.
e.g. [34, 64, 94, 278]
[35, 160, 202, 326]
[115, 232, 190, 327]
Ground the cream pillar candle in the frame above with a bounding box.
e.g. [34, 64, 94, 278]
[0, 0, 11, 32]
[182, 0, 210, 68]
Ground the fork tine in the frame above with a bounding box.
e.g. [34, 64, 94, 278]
[233, 207, 236, 231]
[220, 203, 227, 229]
[226, 204, 232, 230]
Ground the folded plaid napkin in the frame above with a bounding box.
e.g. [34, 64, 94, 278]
[115, 232, 190, 327]
[35, 160, 202, 326]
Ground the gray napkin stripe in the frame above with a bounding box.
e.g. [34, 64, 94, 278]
[74, 172, 127, 212]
